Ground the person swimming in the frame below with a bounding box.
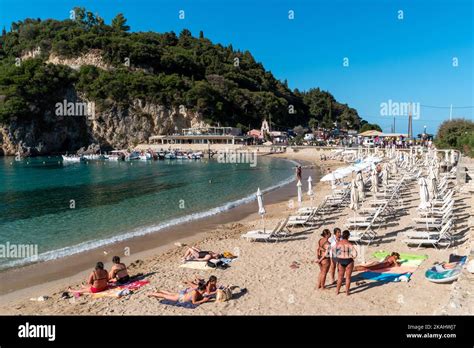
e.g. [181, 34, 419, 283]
[353, 252, 401, 272]
[147, 282, 210, 305]
[332, 230, 358, 296]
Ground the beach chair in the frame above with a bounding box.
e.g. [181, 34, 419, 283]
[402, 220, 453, 249]
[413, 212, 453, 227]
[241, 217, 289, 242]
[346, 208, 384, 245]
[285, 210, 318, 229]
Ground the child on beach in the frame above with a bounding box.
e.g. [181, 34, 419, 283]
[315, 229, 331, 290]
[68, 262, 109, 294]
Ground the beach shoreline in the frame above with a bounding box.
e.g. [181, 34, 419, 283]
[0, 154, 318, 301]
[0, 148, 471, 316]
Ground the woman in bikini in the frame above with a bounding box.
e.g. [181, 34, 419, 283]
[315, 229, 331, 290]
[182, 246, 221, 262]
[353, 252, 401, 272]
[184, 275, 218, 296]
[109, 256, 130, 284]
[332, 230, 358, 296]
[147, 282, 211, 305]
[68, 262, 109, 294]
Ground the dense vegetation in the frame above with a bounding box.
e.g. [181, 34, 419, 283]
[435, 119, 474, 157]
[359, 123, 382, 133]
[0, 8, 363, 132]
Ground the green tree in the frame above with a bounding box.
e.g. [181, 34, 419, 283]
[308, 118, 318, 131]
[360, 123, 382, 132]
[435, 119, 474, 157]
[111, 13, 130, 32]
[293, 125, 305, 136]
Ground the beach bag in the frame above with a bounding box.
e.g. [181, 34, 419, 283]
[216, 288, 233, 302]
[207, 260, 228, 269]
[223, 251, 236, 259]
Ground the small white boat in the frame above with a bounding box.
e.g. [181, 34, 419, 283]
[139, 153, 152, 161]
[175, 152, 188, 160]
[83, 154, 103, 160]
[164, 152, 176, 160]
[190, 151, 203, 159]
[62, 155, 83, 162]
[126, 151, 140, 161]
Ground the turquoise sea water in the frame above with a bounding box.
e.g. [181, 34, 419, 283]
[0, 156, 295, 270]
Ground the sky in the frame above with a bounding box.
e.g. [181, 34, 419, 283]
[0, 0, 472, 135]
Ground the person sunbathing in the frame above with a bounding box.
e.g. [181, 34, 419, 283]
[147, 282, 210, 305]
[184, 275, 218, 296]
[353, 252, 401, 272]
[68, 262, 109, 294]
[109, 256, 130, 284]
[182, 246, 222, 262]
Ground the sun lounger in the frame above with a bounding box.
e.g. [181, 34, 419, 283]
[402, 220, 453, 249]
[241, 217, 289, 242]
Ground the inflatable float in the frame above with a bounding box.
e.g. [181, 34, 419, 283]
[425, 256, 467, 283]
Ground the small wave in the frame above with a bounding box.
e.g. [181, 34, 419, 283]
[0, 167, 295, 270]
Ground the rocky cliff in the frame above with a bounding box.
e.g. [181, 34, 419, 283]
[0, 98, 207, 156]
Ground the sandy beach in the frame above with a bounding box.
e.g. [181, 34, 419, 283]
[0, 148, 472, 315]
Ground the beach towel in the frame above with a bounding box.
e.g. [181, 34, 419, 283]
[159, 299, 198, 309]
[356, 251, 427, 283]
[179, 261, 213, 270]
[91, 280, 150, 299]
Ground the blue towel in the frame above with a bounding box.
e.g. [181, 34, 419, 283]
[160, 299, 198, 309]
[357, 271, 411, 282]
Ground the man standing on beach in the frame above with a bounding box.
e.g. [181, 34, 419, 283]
[296, 165, 302, 181]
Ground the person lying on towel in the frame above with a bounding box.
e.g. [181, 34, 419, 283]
[353, 252, 401, 272]
[184, 275, 219, 296]
[147, 282, 210, 305]
[68, 262, 109, 294]
[182, 246, 222, 262]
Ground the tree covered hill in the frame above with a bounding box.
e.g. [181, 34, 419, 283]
[0, 8, 364, 154]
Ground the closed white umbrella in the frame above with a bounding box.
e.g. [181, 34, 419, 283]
[256, 187, 266, 231]
[349, 179, 361, 221]
[450, 150, 457, 167]
[356, 171, 365, 199]
[428, 169, 439, 200]
[418, 177, 430, 210]
[307, 176, 313, 195]
[382, 165, 389, 189]
[371, 168, 379, 195]
[297, 180, 303, 204]
[307, 176, 314, 207]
